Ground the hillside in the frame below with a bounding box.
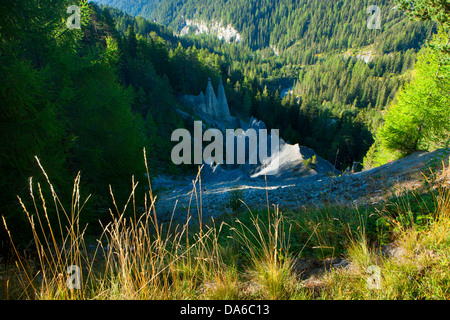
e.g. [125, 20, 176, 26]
[94, 0, 162, 18]
[94, 0, 435, 51]
[1, 0, 449, 302]
[155, 147, 450, 224]
[97, 1, 438, 173]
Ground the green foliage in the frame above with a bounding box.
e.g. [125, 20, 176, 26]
[96, 0, 438, 170]
[396, 0, 450, 29]
[0, 0, 87, 244]
[96, 0, 435, 52]
[366, 29, 450, 166]
[1, 0, 448, 248]
[227, 187, 244, 217]
[1, 0, 253, 244]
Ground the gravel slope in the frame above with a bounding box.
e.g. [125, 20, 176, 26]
[153, 149, 450, 224]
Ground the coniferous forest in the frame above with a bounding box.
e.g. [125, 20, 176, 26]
[1, 0, 448, 245]
[0, 0, 449, 301]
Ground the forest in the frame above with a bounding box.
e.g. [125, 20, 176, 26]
[1, 0, 449, 245]
[0, 0, 450, 302]
[96, 0, 440, 165]
[1, 0, 223, 243]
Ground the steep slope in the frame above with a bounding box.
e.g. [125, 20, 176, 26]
[95, 1, 439, 173]
[154, 147, 450, 223]
[93, 0, 162, 18]
[94, 0, 435, 52]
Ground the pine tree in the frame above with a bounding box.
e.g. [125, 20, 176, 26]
[242, 90, 252, 116]
[127, 25, 138, 58]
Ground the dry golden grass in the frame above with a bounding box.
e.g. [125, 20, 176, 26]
[2, 152, 449, 300]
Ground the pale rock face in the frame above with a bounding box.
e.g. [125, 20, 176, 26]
[216, 78, 231, 119]
[205, 78, 219, 117]
[183, 77, 232, 122]
[179, 19, 242, 43]
[198, 91, 205, 111]
[178, 82, 338, 181]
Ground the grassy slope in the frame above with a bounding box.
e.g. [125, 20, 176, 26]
[1, 150, 449, 300]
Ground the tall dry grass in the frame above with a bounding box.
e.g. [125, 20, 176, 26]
[3, 151, 449, 300]
[2, 148, 303, 300]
